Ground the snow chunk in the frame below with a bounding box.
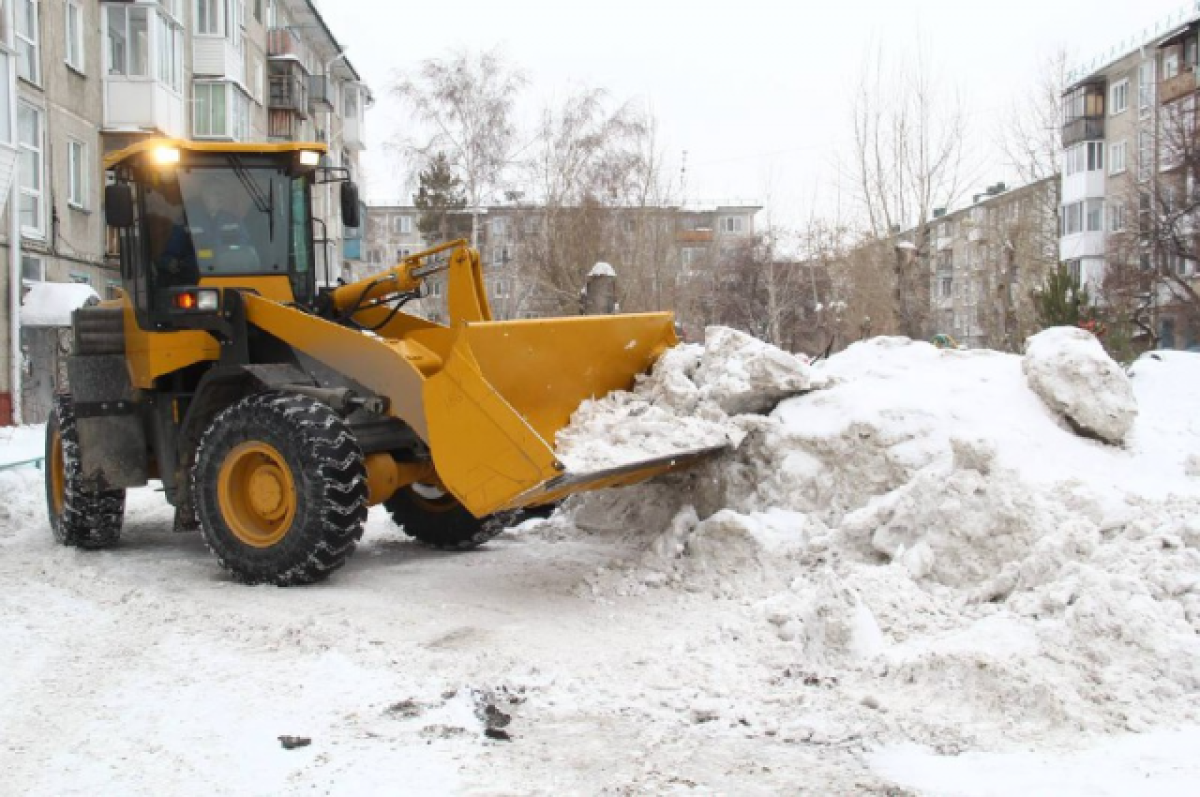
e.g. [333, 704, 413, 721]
[694, 326, 828, 415]
[20, 282, 99, 327]
[588, 261, 616, 278]
[1023, 327, 1137, 445]
[555, 326, 825, 472]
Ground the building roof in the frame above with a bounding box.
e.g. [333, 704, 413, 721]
[1066, 5, 1199, 86]
[284, 0, 370, 97]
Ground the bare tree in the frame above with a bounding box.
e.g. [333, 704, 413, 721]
[998, 50, 1069, 185]
[848, 42, 972, 339]
[393, 49, 526, 247]
[518, 89, 670, 314]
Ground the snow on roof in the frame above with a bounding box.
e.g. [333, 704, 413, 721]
[20, 282, 99, 327]
[589, 262, 616, 278]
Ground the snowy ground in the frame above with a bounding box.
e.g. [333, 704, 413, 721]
[2, 331, 1200, 795]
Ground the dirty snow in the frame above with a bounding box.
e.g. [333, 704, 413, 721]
[2, 327, 1199, 793]
[19, 281, 99, 327]
[1023, 326, 1138, 444]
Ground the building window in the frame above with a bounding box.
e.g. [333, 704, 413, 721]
[66, 0, 85, 73]
[720, 216, 745, 234]
[1085, 199, 1104, 232]
[68, 139, 87, 209]
[21, 255, 44, 285]
[681, 247, 705, 267]
[1139, 61, 1155, 118]
[107, 5, 150, 78]
[1064, 141, 1104, 175]
[69, 272, 92, 285]
[155, 12, 184, 92]
[15, 0, 39, 84]
[1109, 79, 1128, 115]
[194, 82, 251, 140]
[196, 0, 224, 35]
[394, 215, 412, 234]
[194, 82, 226, 137]
[1109, 202, 1126, 232]
[1060, 201, 1103, 235]
[18, 103, 43, 237]
[1110, 140, 1127, 175]
[1163, 51, 1181, 81]
[939, 277, 952, 298]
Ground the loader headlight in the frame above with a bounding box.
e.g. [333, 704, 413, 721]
[152, 146, 181, 167]
[172, 289, 220, 311]
[298, 150, 321, 167]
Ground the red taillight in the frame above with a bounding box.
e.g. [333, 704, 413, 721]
[174, 292, 198, 310]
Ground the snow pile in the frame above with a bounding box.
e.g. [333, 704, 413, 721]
[588, 261, 616, 278]
[555, 326, 826, 471]
[546, 334, 1200, 752]
[20, 281, 99, 327]
[1023, 326, 1137, 444]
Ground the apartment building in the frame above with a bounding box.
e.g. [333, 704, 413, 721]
[921, 178, 1059, 350]
[0, 0, 370, 424]
[362, 201, 762, 323]
[1061, 4, 1200, 349]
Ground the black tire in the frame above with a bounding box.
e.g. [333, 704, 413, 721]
[45, 394, 126, 549]
[384, 484, 515, 551]
[193, 392, 368, 586]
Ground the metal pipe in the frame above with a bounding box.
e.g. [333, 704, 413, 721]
[8, 45, 21, 426]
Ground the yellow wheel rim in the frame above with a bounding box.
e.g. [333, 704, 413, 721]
[217, 441, 297, 548]
[49, 427, 65, 515]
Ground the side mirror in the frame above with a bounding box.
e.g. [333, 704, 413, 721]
[341, 182, 361, 228]
[105, 184, 134, 229]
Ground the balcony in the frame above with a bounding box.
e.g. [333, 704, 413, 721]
[1061, 116, 1105, 148]
[267, 28, 309, 66]
[269, 109, 307, 140]
[676, 229, 714, 243]
[309, 74, 334, 112]
[193, 37, 244, 83]
[343, 114, 365, 150]
[1160, 67, 1198, 105]
[269, 72, 307, 114]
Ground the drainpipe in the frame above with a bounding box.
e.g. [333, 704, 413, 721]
[8, 171, 19, 426]
[8, 56, 20, 426]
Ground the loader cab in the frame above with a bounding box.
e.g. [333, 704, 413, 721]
[104, 141, 351, 332]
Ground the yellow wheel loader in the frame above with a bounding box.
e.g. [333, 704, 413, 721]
[44, 139, 722, 585]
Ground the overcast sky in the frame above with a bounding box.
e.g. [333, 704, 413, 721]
[318, 0, 1194, 228]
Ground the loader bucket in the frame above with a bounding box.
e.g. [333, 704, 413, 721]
[419, 312, 727, 517]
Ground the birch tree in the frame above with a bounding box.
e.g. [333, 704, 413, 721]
[393, 49, 526, 247]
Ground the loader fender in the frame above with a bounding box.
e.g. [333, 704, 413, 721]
[169, 364, 317, 502]
[64, 353, 148, 491]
